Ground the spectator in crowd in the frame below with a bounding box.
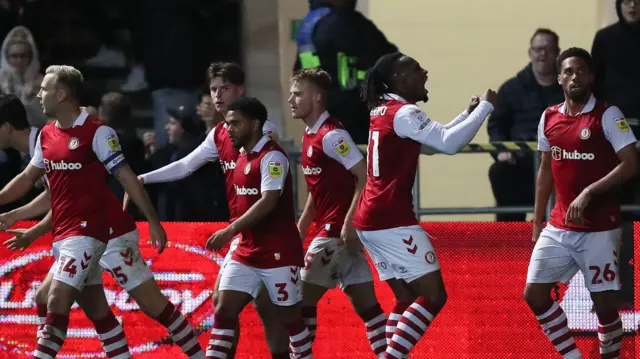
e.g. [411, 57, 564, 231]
[487, 28, 564, 222]
[143, 0, 211, 147]
[98, 92, 147, 219]
[0, 26, 47, 127]
[295, 0, 397, 144]
[146, 105, 226, 221]
[196, 90, 223, 134]
[592, 0, 640, 131]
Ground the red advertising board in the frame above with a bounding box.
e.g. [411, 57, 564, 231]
[0, 222, 637, 358]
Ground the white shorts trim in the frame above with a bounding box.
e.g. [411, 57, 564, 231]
[356, 225, 440, 283]
[301, 237, 372, 290]
[218, 259, 301, 306]
[526, 225, 622, 293]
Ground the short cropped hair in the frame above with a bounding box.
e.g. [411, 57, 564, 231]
[530, 28, 559, 48]
[556, 47, 593, 74]
[45, 65, 84, 101]
[206, 62, 244, 86]
[291, 69, 332, 94]
[0, 94, 29, 130]
[228, 97, 268, 127]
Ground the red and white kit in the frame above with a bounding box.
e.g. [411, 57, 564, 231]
[140, 121, 278, 271]
[30, 110, 123, 290]
[28, 125, 153, 292]
[300, 112, 372, 289]
[353, 94, 493, 283]
[527, 95, 637, 292]
[217, 135, 305, 306]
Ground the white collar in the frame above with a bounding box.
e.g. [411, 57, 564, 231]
[305, 111, 330, 134]
[240, 134, 271, 154]
[559, 95, 596, 115]
[382, 93, 408, 102]
[55, 108, 89, 128]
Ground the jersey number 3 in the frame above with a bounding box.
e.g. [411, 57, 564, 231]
[368, 130, 380, 177]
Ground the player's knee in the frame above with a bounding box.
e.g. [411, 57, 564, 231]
[212, 290, 220, 308]
[47, 291, 71, 314]
[522, 285, 550, 311]
[427, 290, 447, 313]
[35, 285, 49, 306]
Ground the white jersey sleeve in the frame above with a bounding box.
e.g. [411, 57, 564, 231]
[321, 129, 364, 170]
[141, 127, 219, 184]
[29, 131, 45, 168]
[259, 151, 289, 193]
[537, 112, 551, 152]
[393, 102, 493, 155]
[93, 126, 127, 173]
[602, 106, 637, 153]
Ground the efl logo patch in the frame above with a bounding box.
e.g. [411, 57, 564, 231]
[333, 138, 350, 156]
[268, 161, 283, 178]
[106, 134, 122, 152]
[615, 117, 630, 132]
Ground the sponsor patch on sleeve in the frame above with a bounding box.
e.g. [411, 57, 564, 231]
[268, 161, 283, 178]
[106, 133, 122, 152]
[333, 137, 350, 156]
[409, 109, 430, 130]
[615, 117, 630, 132]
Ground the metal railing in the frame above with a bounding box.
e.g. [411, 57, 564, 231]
[284, 140, 640, 219]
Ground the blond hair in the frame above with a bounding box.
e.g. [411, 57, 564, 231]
[45, 65, 84, 101]
[291, 68, 332, 94]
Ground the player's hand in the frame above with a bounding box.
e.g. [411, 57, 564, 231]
[532, 221, 543, 243]
[122, 176, 144, 210]
[3, 228, 37, 251]
[480, 89, 498, 107]
[206, 227, 234, 251]
[148, 222, 167, 254]
[466, 96, 480, 113]
[565, 189, 592, 226]
[0, 212, 17, 231]
[339, 223, 362, 256]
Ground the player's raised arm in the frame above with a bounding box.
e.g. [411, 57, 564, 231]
[0, 132, 47, 205]
[532, 112, 554, 242]
[0, 190, 51, 230]
[93, 125, 167, 253]
[393, 90, 497, 155]
[140, 128, 220, 184]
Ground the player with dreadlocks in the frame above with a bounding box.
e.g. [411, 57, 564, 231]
[353, 52, 497, 358]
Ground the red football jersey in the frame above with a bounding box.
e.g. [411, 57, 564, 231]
[28, 127, 135, 240]
[353, 97, 421, 231]
[231, 137, 304, 268]
[31, 111, 129, 242]
[213, 121, 278, 223]
[539, 96, 637, 231]
[302, 113, 363, 238]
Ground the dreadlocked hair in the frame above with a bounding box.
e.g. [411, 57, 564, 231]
[360, 52, 404, 110]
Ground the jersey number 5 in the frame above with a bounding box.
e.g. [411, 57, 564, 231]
[368, 130, 380, 177]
